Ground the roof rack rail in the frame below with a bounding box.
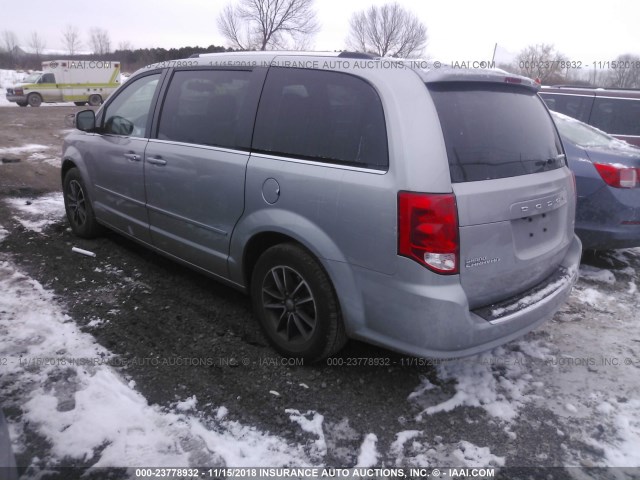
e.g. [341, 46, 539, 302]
[338, 51, 377, 60]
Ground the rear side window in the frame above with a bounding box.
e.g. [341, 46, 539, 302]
[157, 69, 258, 149]
[253, 67, 388, 169]
[429, 83, 564, 183]
[539, 93, 593, 122]
[590, 97, 640, 136]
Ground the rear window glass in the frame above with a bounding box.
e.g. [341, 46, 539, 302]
[429, 83, 564, 183]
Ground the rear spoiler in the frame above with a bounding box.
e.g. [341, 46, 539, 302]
[418, 67, 539, 91]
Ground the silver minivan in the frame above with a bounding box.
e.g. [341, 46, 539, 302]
[62, 51, 582, 361]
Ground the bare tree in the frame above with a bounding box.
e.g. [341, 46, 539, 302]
[89, 27, 111, 55]
[62, 25, 82, 55]
[346, 3, 427, 58]
[515, 43, 568, 84]
[1, 30, 19, 65]
[1, 30, 19, 54]
[217, 0, 319, 51]
[605, 54, 640, 89]
[117, 40, 134, 52]
[28, 31, 46, 59]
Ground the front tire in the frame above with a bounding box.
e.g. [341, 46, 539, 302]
[17, 101, 28, 107]
[74, 101, 87, 106]
[88, 94, 102, 106]
[63, 168, 103, 238]
[251, 243, 346, 362]
[27, 93, 42, 107]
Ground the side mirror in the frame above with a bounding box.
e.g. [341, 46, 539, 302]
[76, 110, 96, 132]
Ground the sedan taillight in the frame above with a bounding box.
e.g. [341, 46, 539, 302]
[593, 163, 638, 189]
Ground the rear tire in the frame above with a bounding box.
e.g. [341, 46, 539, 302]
[63, 168, 103, 238]
[88, 94, 102, 106]
[251, 243, 347, 362]
[27, 93, 42, 107]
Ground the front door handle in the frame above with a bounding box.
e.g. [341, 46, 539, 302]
[123, 153, 141, 162]
[147, 156, 167, 166]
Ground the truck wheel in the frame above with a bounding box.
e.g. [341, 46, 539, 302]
[250, 243, 347, 362]
[88, 94, 102, 106]
[17, 101, 28, 107]
[74, 102, 87, 106]
[63, 168, 103, 238]
[27, 93, 42, 107]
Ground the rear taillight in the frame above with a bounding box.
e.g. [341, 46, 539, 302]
[593, 163, 638, 188]
[398, 192, 459, 274]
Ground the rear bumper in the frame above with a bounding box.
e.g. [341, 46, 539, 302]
[339, 234, 582, 359]
[577, 224, 640, 250]
[576, 185, 640, 250]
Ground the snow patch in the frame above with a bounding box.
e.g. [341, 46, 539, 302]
[285, 409, 327, 459]
[4, 193, 64, 233]
[355, 433, 379, 468]
[579, 265, 616, 285]
[574, 287, 605, 307]
[412, 343, 538, 422]
[0, 258, 315, 470]
[0, 144, 49, 157]
[452, 440, 505, 467]
[175, 396, 198, 412]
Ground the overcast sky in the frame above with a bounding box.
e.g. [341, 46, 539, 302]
[3, 0, 639, 65]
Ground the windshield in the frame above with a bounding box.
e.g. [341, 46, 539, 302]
[429, 82, 564, 183]
[23, 73, 42, 83]
[551, 111, 622, 149]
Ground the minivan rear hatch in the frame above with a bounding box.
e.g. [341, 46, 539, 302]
[428, 80, 575, 309]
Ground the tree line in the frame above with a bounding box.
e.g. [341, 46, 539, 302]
[1, 0, 638, 88]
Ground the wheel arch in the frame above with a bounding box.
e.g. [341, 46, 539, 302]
[229, 212, 365, 334]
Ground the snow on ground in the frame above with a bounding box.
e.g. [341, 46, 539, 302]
[1, 193, 639, 471]
[0, 144, 49, 157]
[0, 69, 27, 92]
[285, 409, 327, 459]
[3, 193, 65, 233]
[0, 257, 317, 474]
[354, 433, 379, 468]
[408, 261, 640, 468]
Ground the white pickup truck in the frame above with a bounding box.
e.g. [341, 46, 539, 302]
[5, 59, 121, 107]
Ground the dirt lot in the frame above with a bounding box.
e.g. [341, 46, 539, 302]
[1, 106, 639, 478]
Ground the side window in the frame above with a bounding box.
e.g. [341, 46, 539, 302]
[41, 73, 56, 83]
[253, 67, 388, 169]
[157, 69, 254, 149]
[539, 93, 593, 123]
[103, 73, 160, 137]
[591, 97, 640, 136]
